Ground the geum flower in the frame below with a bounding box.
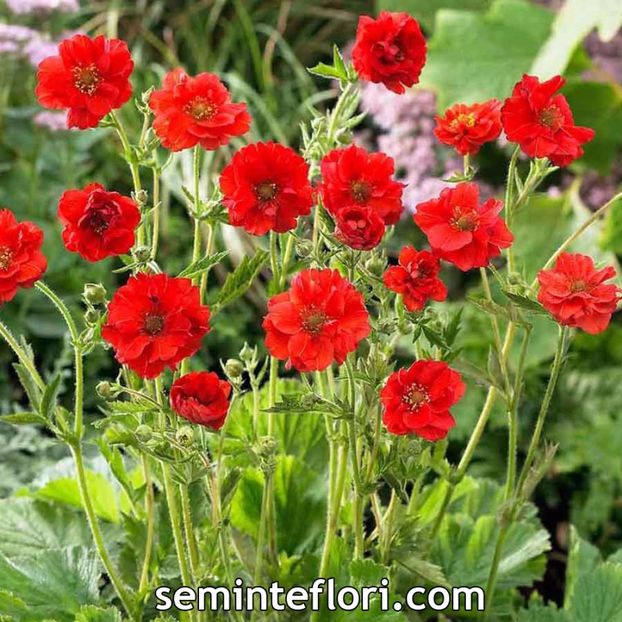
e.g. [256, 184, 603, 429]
[149, 68, 251, 152]
[383, 246, 447, 312]
[58, 183, 140, 262]
[380, 360, 465, 440]
[414, 182, 513, 271]
[170, 371, 231, 430]
[36, 34, 133, 129]
[220, 142, 313, 236]
[434, 99, 503, 156]
[352, 11, 427, 94]
[263, 268, 370, 372]
[537, 252, 620, 334]
[102, 273, 210, 379]
[334, 206, 385, 251]
[319, 144, 404, 226]
[0, 209, 47, 304]
[501, 74, 595, 167]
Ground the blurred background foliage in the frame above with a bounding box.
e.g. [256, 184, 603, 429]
[2, 0, 622, 608]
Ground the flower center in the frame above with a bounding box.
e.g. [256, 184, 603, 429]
[403, 384, 429, 410]
[350, 180, 371, 203]
[86, 210, 110, 235]
[450, 208, 479, 232]
[255, 181, 278, 202]
[143, 313, 165, 336]
[0, 246, 12, 271]
[185, 97, 217, 121]
[539, 105, 563, 131]
[409, 262, 430, 279]
[73, 64, 101, 96]
[570, 279, 590, 293]
[302, 309, 327, 335]
[451, 113, 476, 129]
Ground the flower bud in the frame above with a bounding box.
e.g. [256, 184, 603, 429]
[84, 309, 100, 325]
[176, 425, 195, 447]
[224, 359, 244, 379]
[83, 283, 107, 306]
[133, 189, 148, 207]
[295, 239, 314, 259]
[96, 381, 119, 400]
[133, 246, 152, 263]
[365, 255, 385, 277]
[135, 424, 152, 443]
[239, 343, 256, 364]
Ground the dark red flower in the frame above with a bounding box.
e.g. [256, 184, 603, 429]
[352, 11, 427, 94]
[380, 360, 465, 440]
[501, 74, 595, 167]
[149, 68, 251, 152]
[170, 371, 231, 430]
[414, 182, 513, 271]
[58, 183, 140, 262]
[537, 253, 620, 334]
[220, 142, 313, 236]
[383, 247, 447, 312]
[0, 210, 47, 304]
[434, 99, 502, 156]
[334, 206, 385, 251]
[319, 145, 404, 225]
[35, 34, 133, 130]
[263, 268, 370, 372]
[102, 273, 210, 379]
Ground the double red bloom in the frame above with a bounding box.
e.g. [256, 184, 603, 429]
[220, 142, 313, 236]
[149, 68, 251, 152]
[434, 100, 502, 156]
[170, 371, 231, 430]
[537, 253, 620, 334]
[0, 210, 47, 304]
[352, 11, 427, 94]
[501, 74, 595, 167]
[320, 144, 404, 226]
[384, 247, 447, 312]
[414, 182, 513, 271]
[58, 183, 140, 262]
[334, 206, 385, 251]
[380, 360, 465, 440]
[36, 34, 133, 130]
[102, 273, 210, 378]
[263, 268, 370, 372]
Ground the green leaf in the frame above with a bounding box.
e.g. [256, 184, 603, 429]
[178, 250, 229, 279]
[570, 564, 622, 622]
[32, 471, 120, 524]
[531, 0, 622, 78]
[0, 546, 100, 621]
[349, 558, 389, 587]
[419, 0, 553, 109]
[75, 605, 123, 622]
[517, 602, 569, 622]
[40, 374, 62, 420]
[0, 498, 93, 558]
[600, 194, 622, 253]
[564, 526, 602, 608]
[13, 363, 42, 411]
[377, 0, 492, 32]
[209, 250, 269, 310]
[0, 412, 48, 426]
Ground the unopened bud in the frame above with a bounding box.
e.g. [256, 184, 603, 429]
[83, 283, 107, 306]
[225, 359, 244, 379]
[84, 309, 100, 325]
[239, 343, 255, 364]
[133, 246, 151, 263]
[176, 425, 194, 447]
[365, 255, 385, 277]
[96, 381, 118, 400]
[135, 424, 152, 443]
[295, 239, 314, 259]
[133, 189, 148, 206]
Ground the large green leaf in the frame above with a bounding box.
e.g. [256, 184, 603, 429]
[0, 546, 100, 621]
[571, 564, 622, 622]
[376, 0, 492, 32]
[419, 0, 553, 109]
[531, 0, 622, 78]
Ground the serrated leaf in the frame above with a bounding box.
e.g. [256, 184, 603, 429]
[349, 558, 389, 587]
[40, 374, 62, 420]
[105, 400, 159, 415]
[209, 250, 268, 311]
[75, 605, 123, 622]
[307, 63, 345, 80]
[13, 363, 42, 411]
[570, 563, 622, 622]
[0, 412, 47, 426]
[178, 250, 229, 279]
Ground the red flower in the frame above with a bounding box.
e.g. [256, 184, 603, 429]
[149, 68, 251, 152]
[383, 247, 447, 312]
[537, 253, 620, 334]
[434, 100, 502, 156]
[263, 268, 370, 372]
[35, 34, 133, 130]
[334, 206, 385, 251]
[380, 360, 465, 440]
[501, 74, 595, 167]
[319, 145, 404, 225]
[170, 371, 231, 430]
[102, 273, 210, 379]
[220, 142, 313, 236]
[352, 11, 427, 94]
[414, 182, 513, 271]
[0, 210, 47, 304]
[58, 183, 140, 262]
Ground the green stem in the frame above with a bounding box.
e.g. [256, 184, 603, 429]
[0, 320, 45, 391]
[180, 485, 200, 580]
[150, 167, 161, 260]
[504, 147, 520, 273]
[138, 454, 155, 593]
